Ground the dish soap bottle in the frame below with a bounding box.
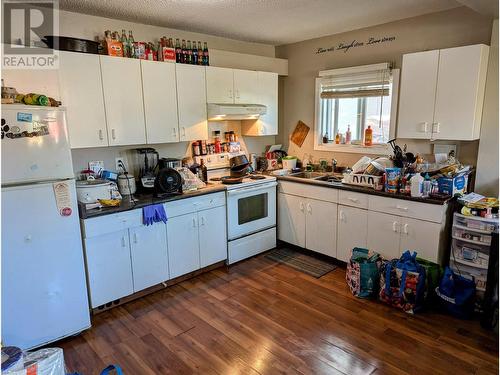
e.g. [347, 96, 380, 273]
[364, 126, 373, 146]
[335, 133, 341, 144]
[345, 125, 352, 144]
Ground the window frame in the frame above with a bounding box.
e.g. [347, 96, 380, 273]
[313, 65, 400, 154]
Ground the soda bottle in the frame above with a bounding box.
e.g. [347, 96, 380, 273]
[186, 40, 193, 64]
[197, 42, 203, 65]
[175, 38, 181, 63]
[181, 39, 187, 64]
[128, 30, 135, 58]
[203, 42, 209, 66]
[192, 42, 198, 65]
[120, 29, 128, 57]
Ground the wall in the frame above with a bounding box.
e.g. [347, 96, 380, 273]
[275, 7, 493, 167]
[475, 19, 499, 197]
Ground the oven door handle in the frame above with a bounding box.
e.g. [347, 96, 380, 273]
[226, 182, 278, 196]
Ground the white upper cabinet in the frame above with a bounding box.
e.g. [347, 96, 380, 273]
[433, 44, 489, 140]
[141, 60, 179, 144]
[100, 56, 146, 146]
[241, 71, 278, 136]
[176, 64, 208, 141]
[397, 44, 489, 141]
[233, 69, 260, 103]
[59, 51, 108, 148]
[206, 66, 234, 104]
[397, 50, 439, 139]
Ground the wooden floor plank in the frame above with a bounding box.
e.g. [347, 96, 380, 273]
[58, 254, 498, 374]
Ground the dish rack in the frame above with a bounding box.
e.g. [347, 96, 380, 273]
[449, 213, 498, 310]
[342, 174, 382, 189]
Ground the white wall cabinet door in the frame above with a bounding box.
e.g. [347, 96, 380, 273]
[397, 50, 439, 139]
[141, 60, 179, 144]
[366, 211, 401, 260]
[100, 56, 146, 146]
[305, 199, 337, 258]
[84, 230, 134, 308]
[198, 206, 227, 268]
[206, 66, 234, 104]
[167, 213, 200, 279]
[241, 71, 278, 136]
[399, 218, 441, 263]
[129, 223, 169, 291]
[176, 64, 208, 141]
[58, 51, 108, 148]
[433, 44, 489, 140]
[278, 193, 305, 248]
[233, 69, 260, 104]
[337, 206, 368, 262]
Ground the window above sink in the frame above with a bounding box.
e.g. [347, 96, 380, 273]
[314, 63, 400, 154]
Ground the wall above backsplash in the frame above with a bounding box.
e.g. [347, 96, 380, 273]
[275, 6, 493, 168]
[71, 120, 275, 175]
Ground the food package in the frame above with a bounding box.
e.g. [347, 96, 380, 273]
[4, 348, 65, 375]
[177, 167, 205, 191]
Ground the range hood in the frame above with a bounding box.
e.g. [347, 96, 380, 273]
[207, 103, 267, 121]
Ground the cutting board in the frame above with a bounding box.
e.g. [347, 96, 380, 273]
[290, 120, 310, 147]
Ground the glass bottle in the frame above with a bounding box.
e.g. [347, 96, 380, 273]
[175, 38, 181, 63]
[203, 42, 209, 66]
[128, 31, 135, 58]
[181, 39, 187, 64]
[197, 42, 203, 65]
[186, 40, 193, 64]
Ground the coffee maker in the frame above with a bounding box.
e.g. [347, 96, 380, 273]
[134, 148, 159, 192]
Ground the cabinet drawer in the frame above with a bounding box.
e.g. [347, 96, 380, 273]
[82, 209, 143, 238]
[278, 181, 338, 203]
[368, 195, 445, 223]
[164, 192, 225, 218]
[338, 190, 368, 209]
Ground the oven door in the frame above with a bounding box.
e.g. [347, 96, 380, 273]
[227, 182, 277, 240]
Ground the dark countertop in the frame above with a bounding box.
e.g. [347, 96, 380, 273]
[276, 175, 451, 205]
[79, 184, 227, 219]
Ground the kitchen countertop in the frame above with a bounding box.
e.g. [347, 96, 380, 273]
[276, 175, 451, 205]
[79, 184, 227, 219]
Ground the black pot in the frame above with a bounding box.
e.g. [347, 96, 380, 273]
[230, 165, 250, 178]
[229, 155, 249, 169]
[43, 36, 100, 54]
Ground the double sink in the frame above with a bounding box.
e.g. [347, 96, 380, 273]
[288, 171, 343, 185]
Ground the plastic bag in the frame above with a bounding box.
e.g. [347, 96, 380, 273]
[4, 348, 65, 375]
[176, 167, 205, 191]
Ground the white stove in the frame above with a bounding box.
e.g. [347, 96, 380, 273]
[196, 153, 277, 264]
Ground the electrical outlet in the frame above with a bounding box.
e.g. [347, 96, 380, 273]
[115, 157, 126, 172]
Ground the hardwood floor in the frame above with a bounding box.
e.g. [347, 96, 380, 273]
[59, 254, 498, 374]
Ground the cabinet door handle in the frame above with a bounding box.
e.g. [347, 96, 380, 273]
[348, 197, 359, 203]
[229, 89, 233, 99]
[392, 221, 399, 232]
[98, 129, 104, 140]
[236, 89, 240, 99]
[200, 216, 205, 226]
[192, 217, 197, 227]
[299, 202, 304, 212]
[182, 127, 186, 138]
[340, 210, 346, 222]
[121, 236, 126, 247]
[173, 127, 177, 137]
[420, 122, 428, 133]
[432, 122, 440, 134]
[403, 223, 409, 235]
[111, 129, 116, 140]
[133, 232, 138, 243]
[306, 203, 312, 214]
[396, 205, 408, 211]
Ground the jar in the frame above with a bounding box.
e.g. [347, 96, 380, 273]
[192, 141, 201, 156]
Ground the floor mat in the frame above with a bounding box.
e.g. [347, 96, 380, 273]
[265, 248, 337, 278]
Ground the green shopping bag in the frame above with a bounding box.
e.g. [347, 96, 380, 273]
[416, 257, 442, 306]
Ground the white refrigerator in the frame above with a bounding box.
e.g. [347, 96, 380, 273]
[1, 105, 91, 350]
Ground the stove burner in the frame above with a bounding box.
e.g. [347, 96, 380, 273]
[210, 177, 222, 181]
[249, 175, 266, 180]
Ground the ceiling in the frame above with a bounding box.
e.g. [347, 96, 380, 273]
[59, 0, 487, 46]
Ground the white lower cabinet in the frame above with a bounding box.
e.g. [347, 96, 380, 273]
[305, 199, 337, 258]
[337, 206, 368, 262]
[366, 211, 401, 260]
[84, 230, 134, 308]
[199, 206, 227, 268]
[129, 223, 169, 291]
[278, 193, 306, 248]
[167, 213, 200, 279]
[399, 217, 441, 263]
[278, 192, 337, 257]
